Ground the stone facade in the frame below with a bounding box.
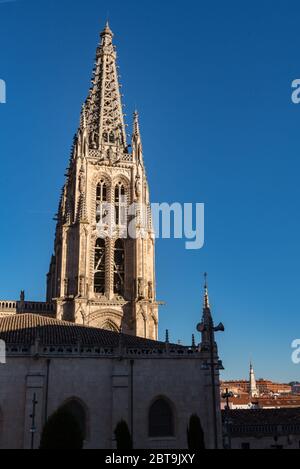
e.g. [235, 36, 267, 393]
[0, 23, 224, 450]
[0, 23, 159, 340]
[0, 314, 223, 449]
[46, 23, 159, 339]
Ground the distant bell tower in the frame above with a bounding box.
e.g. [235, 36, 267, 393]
[249, 362, 260, 398]
[46, 23, 159, 339]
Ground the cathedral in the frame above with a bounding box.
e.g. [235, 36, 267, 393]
[1, 22, 158, 340]
[0, 23, 223, 450]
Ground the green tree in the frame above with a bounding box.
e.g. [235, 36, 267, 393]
[187, 414, 206, 450]
[40, 407, 84, 450]
[114, 420, 133, 450]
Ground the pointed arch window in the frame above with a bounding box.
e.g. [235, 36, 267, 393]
[94, 239, 106, 294]
[114, 239, 125, 297]
[60, 399, 87, 441]
[149, 398, 174, 438]
[96, 180, 108, 224]
[115, 183, 127, 226]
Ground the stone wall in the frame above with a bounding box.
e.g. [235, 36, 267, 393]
[0, 352, 222, 449]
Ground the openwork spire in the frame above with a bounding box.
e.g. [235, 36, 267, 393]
[85, 22, 127, 151]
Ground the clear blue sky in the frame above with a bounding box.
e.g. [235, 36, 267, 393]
[0, 0, 300, 382]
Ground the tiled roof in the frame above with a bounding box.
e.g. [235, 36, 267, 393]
[0, 314, 180, 350]
[257, 397, 300, 408]
[222, 408, 300, 427]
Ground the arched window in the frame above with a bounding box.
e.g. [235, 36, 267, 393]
[103, 132, 108, 143]
[61, 399, 87, 440]
[149, 398, 174, 438]
[94, 239, 106, 294]
[114, 239, 125, 297]
[96, 181, 108, 224]
[115, 183, 127, 226]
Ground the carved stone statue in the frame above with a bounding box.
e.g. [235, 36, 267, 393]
[64, 278, 69, 296]
[79, 167, 86, 194]
[135, 174, 142, 200]
[138, 278, 145, 299]
[148, 281, 153, 301]
[108, 147, 116, 165]
[89, 131, 98, 149]
[79, 276, 85, 297]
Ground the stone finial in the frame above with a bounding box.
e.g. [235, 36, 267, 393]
[192, 334, 196, 348]
[101, 21, 113, 37]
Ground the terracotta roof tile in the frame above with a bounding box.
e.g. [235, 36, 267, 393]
[0, 314, 182, 350]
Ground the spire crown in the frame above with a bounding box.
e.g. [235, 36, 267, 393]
[82, 23, 127, 153]
[101, 21, 113, 37]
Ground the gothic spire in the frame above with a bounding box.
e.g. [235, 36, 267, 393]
[132, 111, 144, 167]
[198, 273, 215, 350]
[202, 273, 213, 329]
[84, 23, 127, 152]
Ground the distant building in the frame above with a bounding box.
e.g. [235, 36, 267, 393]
[255, 396, 300, 409]
[257, 381, 292, 395]
[292, 383, 300, 395]
[221, 363, 298, 410]
[249, 363, 259, 398]
[221, 380, 292, 397]
[221, 362, 293, 398]
[223, 408, 300, 450]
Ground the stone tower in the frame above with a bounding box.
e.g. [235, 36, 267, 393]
[46, 23, 159, 339]
[249, 362, 259, 398]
